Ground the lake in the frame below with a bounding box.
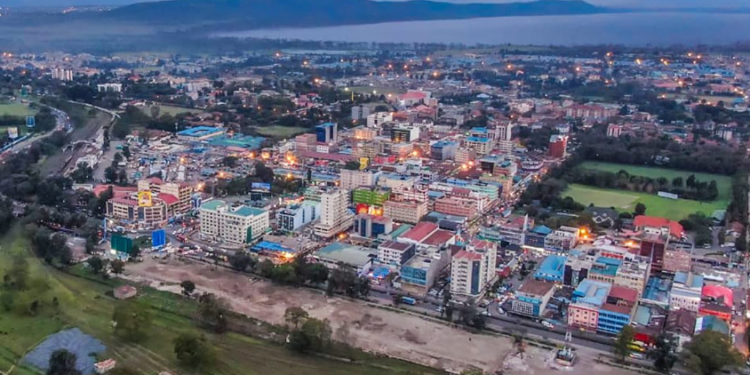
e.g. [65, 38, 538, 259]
[215, 12, 750, 46]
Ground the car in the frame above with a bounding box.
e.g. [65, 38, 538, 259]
[541, 321, 554, 329]
[480, 310, 491, 317]
[435, 306, 444, 313]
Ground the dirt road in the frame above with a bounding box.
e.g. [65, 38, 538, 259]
[123, 257, 633, 375]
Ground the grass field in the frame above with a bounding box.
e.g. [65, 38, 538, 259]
[563, 184, 727, 221]
[0, 229, 442, 375]
[0, 103, 35, 117]
[255, 125, 309, 139]
[139, 104, 203, 117]
[578, 161, 732, 202]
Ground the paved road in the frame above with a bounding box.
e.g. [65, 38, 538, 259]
[3, 106, 70, 155]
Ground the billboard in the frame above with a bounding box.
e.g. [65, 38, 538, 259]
[152, 229, 166, 249]
[111, 234, 133, 254]
[25, 116, 35, 128]
[7, 127, 18, 139]
[359, 157, 369, 170]
[251, 182, 272, 193]
[137, 191, 153, 207]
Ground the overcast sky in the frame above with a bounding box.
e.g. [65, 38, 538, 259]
[0, 0, 743, 9]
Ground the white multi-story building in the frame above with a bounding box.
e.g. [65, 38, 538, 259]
[340, 169, 380, 191]
[97, 83, 123, 93]
[614, 257, 650, 298]
[51, 68, 73, 81]
[199, 200, 269, 245]
[450, 240, 498, 299]
[314, 189, 354, 238]
[351, 105, 371, 120]
[669, 271, 704, 312]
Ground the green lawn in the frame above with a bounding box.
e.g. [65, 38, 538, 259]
[139, 104, 203, 117]
[0, 229, 442, 375]
[0, 103, 35, 117]
[255, 125, 309, 139]
[577, 161, 732, 202]
[563, 184, 727, 221]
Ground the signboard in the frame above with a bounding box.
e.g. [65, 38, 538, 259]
[359, 157, 369, 170]
[251, 182, 271, 193]
[111, 234, 133, 254]
[7, 127, 18, 139]
[137, 191, 153, 207]
[152, 229, 166, 249]
[25, 116, 35, 128]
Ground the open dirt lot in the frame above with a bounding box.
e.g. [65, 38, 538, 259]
[123, 258, 634, 375]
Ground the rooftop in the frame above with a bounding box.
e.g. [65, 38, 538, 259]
[517, 279, 555, 297]
[316, 242, 376, 267]
[454, 250, 484, 261]
[422, 230, 455, 247]
[634, 215, 684, 237]
[402, 222, 439, 243]
[609, 285, 638, 303]
[573, 279, 611, 308]
[177, 126, 224, 137]
[534, 254, 566, 280]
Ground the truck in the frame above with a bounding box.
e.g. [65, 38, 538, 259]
[401, 297, 417, 305]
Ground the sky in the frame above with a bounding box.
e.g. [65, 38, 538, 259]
[0, 0, 743, 9]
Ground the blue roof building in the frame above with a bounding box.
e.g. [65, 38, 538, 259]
[534, 255, 567, 283]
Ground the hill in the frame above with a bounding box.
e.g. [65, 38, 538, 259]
[98, 0, 604, 29]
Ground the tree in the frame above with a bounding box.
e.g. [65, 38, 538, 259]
[343, 160, 361, 170]
[150, 106, 161, 119]
[46, 349, 81, 375]
[290, 318, 331, 353]
[130, 244, 141, 260]
[122, 146, 131, 160]
[173, 333, 216, 370]
[228, 252, 255, 272]
[634, 203, 646, 216]
[284, 306, 309, 329]
[683, 330, 743, 375]
[197, 293, 228, 333]
[87, 256, 106, 275]
[110, 259, 125, 276]
[112, 300, 153, 342]
[222, 156, 239, 168]
[5, 253, 30, 290]
[71, 163, 93, 183]
[672, 177, 683, 188]
[306, 263, 329, 284]
[613, 325, 635, 362]
[256, 259, 275, 278]
[104, 167, 117, 183]
[180, 280, 196, 297]
[392, 295, 402, 306]
[649, 335, 676, 373]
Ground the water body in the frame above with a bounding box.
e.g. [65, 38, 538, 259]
[216, 13, 750, 46]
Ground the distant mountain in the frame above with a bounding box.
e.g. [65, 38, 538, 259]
[96, 0, 604, 30]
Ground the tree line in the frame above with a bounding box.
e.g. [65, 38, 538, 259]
[566, 169, 719, 202]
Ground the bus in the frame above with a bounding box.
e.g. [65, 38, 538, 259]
[401, 297, 417, 305]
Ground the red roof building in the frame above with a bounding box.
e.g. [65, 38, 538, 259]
[454, 250, 484, 261]
[422, 230, 456, 247]
[401, 222, 439, 243]
[634, 215, 684, 238]
[702, 285, 734, 306]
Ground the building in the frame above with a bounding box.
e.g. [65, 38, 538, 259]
[451, 250, 486, 298]
[314, 242, 376, 275]
[614, 257, 650, 298]
[340, 169, 381, 191]
[534, 255, 566, 283]
[607, 124, 623, 137]
[639, 233, 668, 275]
[352, 187, 391, 208]
[138, 179, 193, 214]
[51, 68, 73, 81]
[634, 216, 685, 239]
[383, 200, 427, 224]
[495, 122, 513, 142]
[665, 309, 697, 352]
[464, 137, 492, 155]
[598, 286, 638, 334]
[401, 246, 450, 288]
[455, 148, 476, 163]
[700, 285, 733, 321]
[391, 126, 420, 143]
[669, 271, 704, 312]
[433, 197, 479, 219]
[314, 189, 354, 239]
[353, 127, 378, 141]
[479, 155, 517, 177]
[351, 105, 371, 120]
[97, 83, 122, 93]
[352, 214, 393, 238]
[589, 256, 621, 284]
[177, 126, 226, 142]
[548, 135, 568, 158]
[277, 201, 319, 231]
[663, 245, 692, 274]
[567, 279, 611, 332]
[564, 251, 592, 287]
[511, 279, 555, 317]
[377, 240, 416, 266]
[107, 196, 170, 224]
[199, 200, 269, 245]
[315, 122, 338, 144]
[431, 140, 458, 161]
[544, 226, 579, 252]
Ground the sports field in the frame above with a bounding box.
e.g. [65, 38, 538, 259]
[0, 103, 35, 117]
[578, 161, 733, 202]
[139, 104, 202, 117]
[0, 229, 442, 375]
[255, 125, 308, 139]
[563, 184, 727, 221]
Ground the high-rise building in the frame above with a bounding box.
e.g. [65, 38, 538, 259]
[351, 105, 371, 120]
[314, 189, 354, 238]
[315, 122, 337, 144]
[495, 122, 513, 142]
[199, 200, 269, 245]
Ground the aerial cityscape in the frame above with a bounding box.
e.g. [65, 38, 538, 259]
[1, 1, 750, 375]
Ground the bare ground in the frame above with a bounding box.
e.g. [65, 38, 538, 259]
[122, 257, 634, 375]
